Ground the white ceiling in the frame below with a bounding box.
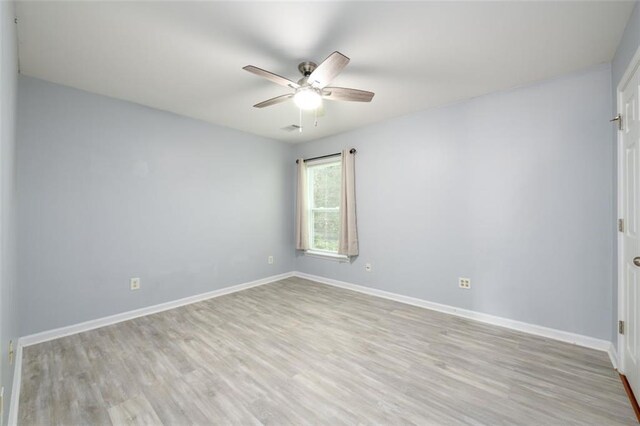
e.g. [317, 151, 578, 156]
[16, 1, 634, 143]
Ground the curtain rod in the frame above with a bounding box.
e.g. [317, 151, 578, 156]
[295, 148, 357, 164]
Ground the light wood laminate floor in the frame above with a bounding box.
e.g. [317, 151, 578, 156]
[19, 277, 636, 425]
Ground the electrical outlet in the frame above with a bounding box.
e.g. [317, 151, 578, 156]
[130, 277, 140, 291]
[8, 340, 13, 365]
[459, 277, 471, 289]
[268, 256, 274, 264]
[365, 263, 372, 272]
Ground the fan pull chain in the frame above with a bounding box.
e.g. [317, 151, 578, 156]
[299, 108, 303, 133]
[314, 108, 318, 127]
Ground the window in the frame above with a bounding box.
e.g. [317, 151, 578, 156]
[306, 158, 341, 254]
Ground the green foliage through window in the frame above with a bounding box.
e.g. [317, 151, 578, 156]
[307, 160, 341, 253]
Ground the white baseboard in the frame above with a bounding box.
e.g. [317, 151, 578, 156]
[293, 271, 614, 355]
[8, 271, 293, 425]
[8, 269, 618, 425]
[14, 269, 615, 355]
[19, 272, 293, 347]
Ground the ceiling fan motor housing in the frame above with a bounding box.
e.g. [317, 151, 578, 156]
[298, 61, 318, 77]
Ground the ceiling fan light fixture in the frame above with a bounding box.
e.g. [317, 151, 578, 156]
[244, 51, 374, 116]
[294, 87, 322, 110]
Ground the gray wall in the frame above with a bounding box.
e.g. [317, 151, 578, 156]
[13, 40, 621, 345]
[0, 1, 18, 423]
[611, 2, 639, 348]
[16, 76, 294, 335]
[294, 65, 614, 341]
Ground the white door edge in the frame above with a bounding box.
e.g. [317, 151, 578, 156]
[617, 44, 640, 374]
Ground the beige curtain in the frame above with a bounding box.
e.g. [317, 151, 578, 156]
[338, 149, 358, 256]
[295, 159, 310, 250]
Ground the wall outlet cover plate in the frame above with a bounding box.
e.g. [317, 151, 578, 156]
[130, 277, 141, 290]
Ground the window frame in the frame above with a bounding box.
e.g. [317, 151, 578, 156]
[304, 157, 348, 261]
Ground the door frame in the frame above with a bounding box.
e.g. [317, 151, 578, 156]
[617, 45, 640, 373]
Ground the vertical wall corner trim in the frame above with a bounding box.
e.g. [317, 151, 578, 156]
[609, 343, 620, 371]
[7, 342, 23, 426]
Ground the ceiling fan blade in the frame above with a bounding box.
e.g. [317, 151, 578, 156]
[323, 87, 375, 102]
[243, 65, 300, 89]
[308, 51, 350, 88]
[253, 94, 293, 108]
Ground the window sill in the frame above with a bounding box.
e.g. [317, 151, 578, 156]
[304, 250, 349, 262]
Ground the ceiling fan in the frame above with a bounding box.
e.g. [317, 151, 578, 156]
[243, 51, 375, 111]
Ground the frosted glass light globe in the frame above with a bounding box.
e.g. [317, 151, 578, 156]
[294, 88, 322, 110]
